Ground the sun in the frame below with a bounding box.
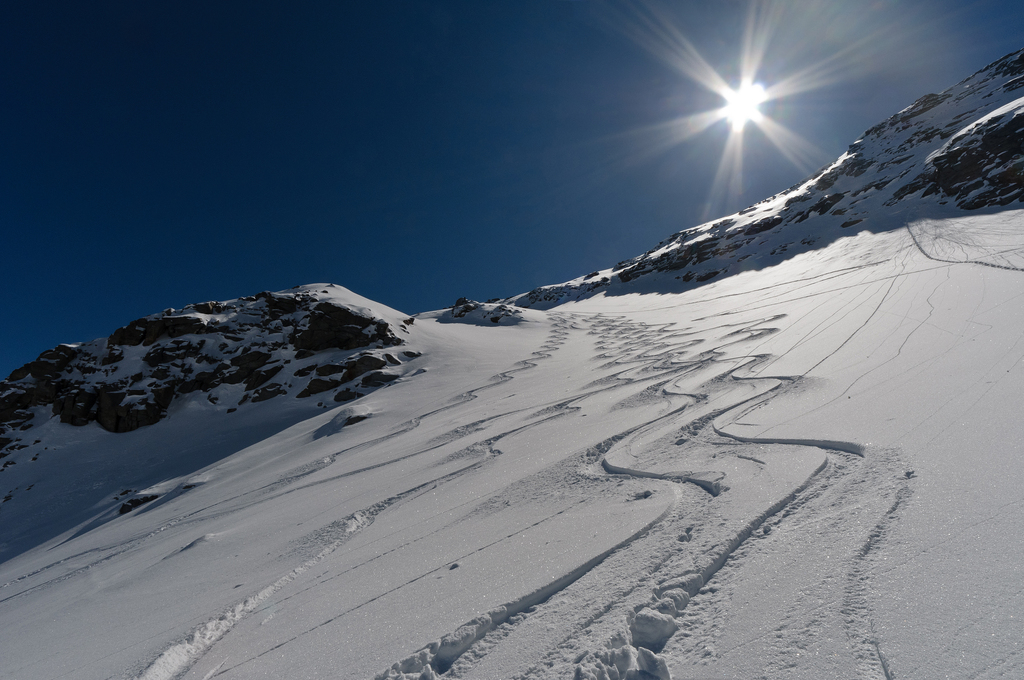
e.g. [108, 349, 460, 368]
[598, 1, 834, 217]
[722, 82, 767, 132]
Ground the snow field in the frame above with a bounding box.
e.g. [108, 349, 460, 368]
[2, 212, 1024, 679]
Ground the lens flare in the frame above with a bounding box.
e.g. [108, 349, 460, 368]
[722, 83, 767, 131]
[596, 0, 845, 217]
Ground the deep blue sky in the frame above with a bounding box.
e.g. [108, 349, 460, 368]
[3, 0, 1023, 377]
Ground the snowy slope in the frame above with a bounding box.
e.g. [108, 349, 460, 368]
[0, 284, 424, 560]
[2, 50, 1024, 680]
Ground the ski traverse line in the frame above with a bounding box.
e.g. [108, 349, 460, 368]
[209, 498, 607, 679]
[376, 484, 681, 679]
[4, 327, 571, 600]
[410, 344, 844, 677]
[126, 319, 581, 679]
[130, 471, 466, 680]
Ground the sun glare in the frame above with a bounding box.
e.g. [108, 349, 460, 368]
[602, 1, 833, 217]
[722, 83, 766, 131]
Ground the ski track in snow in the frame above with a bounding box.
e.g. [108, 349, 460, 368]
[374, 309, 890, 680]
[0, 325, 574, 609]
[11, 226, 1019, 679]
[3, 278, 889, 680]
[425, 242, 983, 679]
[656, 445, 913, 680]
[123, 317, 591, 679]
[113, 314, 689, 678]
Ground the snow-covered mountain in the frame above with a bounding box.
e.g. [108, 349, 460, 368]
[2, 49, 1024, 680]
[1, 284, 412, 437]
[508, 47, 1024, 308]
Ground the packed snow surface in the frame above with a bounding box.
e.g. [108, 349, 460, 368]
[3, 209, 1024, 679]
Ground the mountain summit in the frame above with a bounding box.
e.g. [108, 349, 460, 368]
[3, 49, 1024, 680]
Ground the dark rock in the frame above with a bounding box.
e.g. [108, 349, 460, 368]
[52, 389, 98, 426]
[360, 371, 399, 387]
[151, 384, 175, 410]
[223, 351, 272, 384]
[163, 316, 206, 339]
[119, 495, 159, 514]
[315, 364, 349, 377]
[795, 193, 846, 222]
[244, 364, 283, 391]
[143, 340, 203, 367]
[2, 287, 410, 440]
[291, 302, 400, 352]
[230, 350, 272, 369]
[743, 215, 784, 235]
[1, 388, 33, 423]
[890, 107, 1024, 208]
[178, 365, 228, 394]
[107, 319, 148, 347]
[297, 378, 345, 398]
[7, 345, 79, 382]
[94, 387, 166, 433]
[840, 154, 875, 177]
[101, 347, 124, 366]
[340, 354, 381, 378]
[896, 92, 952, 123]
[333, 389, 360, 402]
[451, 299, 481, 318]
[255, 291, 299, 318]
[189, 301, 224, 314]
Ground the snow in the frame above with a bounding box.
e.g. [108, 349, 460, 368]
[3, 208, 1024, 679]
[5, 47, 1024, 680]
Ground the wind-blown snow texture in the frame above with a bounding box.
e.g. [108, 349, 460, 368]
[2, 49, 1024, 680]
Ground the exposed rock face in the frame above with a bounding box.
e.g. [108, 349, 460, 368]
[0, 284, 415, 459]
[438, 298, 526, 326]
[292, 302, 397, 352]
[508, 48, 1024, 309]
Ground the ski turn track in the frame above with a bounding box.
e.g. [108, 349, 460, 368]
[376, 311, 893, 680]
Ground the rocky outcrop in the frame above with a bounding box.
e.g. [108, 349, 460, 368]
[437, 298, 526, 325]
[890, 93, 1024, 208]
[0, 284, 416, 459]
[291, 302, 397, 352]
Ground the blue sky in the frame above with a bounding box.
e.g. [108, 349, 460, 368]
[2, 0, 1023, 378]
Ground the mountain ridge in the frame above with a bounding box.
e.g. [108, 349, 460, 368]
[505, 47, 1024, 309]
[0, 284, 418, 461]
